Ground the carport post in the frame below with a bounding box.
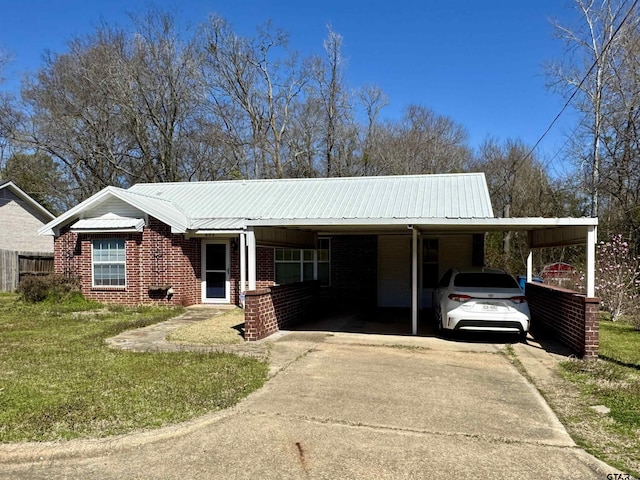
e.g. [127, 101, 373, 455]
[526, 250, 533, 283]
[247, 229, 257, 291]
[240, 233, 246, 297]
[586, 225, 596, 297]
[412, 226, 418, 335]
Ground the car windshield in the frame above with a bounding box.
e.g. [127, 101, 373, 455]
[453, 273, 519, 289]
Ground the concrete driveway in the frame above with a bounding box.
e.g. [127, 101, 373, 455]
[0, 331, 617, 479]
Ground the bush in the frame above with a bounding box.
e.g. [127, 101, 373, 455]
[596, 234, 640, 321]
[17, 274, 81, 303]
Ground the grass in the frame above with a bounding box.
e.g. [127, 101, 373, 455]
[546, 319, 640, 477]
[599, 320, 640, 367]
[0, 294, 268, 442]
[167, 307, 245, 345]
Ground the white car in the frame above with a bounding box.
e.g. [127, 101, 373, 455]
[434, 268, 530, 340]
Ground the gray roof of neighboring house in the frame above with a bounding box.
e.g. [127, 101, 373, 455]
[40, 173, 498, 234]
[128, 173, 494, 223]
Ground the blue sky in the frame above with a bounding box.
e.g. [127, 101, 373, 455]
[0, 0, 581, 173]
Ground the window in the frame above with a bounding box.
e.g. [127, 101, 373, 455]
[92, 239, 126, 286]
[274, 239, 331, 286]
[422, 238, 439, 288]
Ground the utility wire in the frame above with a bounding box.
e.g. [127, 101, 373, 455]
[521, 0, 640, 165]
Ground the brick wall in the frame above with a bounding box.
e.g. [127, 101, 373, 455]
[526, 282, 600, 359]
[324, 235, 377, 305]
[244, 281, 320, 341]
[54, 217, 201, 306]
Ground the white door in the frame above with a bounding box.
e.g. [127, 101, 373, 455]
[202, 240, 230, 303]
[378, 235, 411, 307]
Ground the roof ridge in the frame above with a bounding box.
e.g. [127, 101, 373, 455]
[130, 172, 485, 188]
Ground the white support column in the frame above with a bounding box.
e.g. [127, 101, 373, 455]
[239, 233, 246, 294]
[586, 225, 596, 297]
[526, 250, 533, 283]
[412, 227, 418, 336]
[246, 229, 257, 291]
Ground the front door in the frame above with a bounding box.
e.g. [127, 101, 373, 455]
[202, 240, 230, 303]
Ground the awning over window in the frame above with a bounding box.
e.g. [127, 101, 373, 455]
[70, 213, 145, 233]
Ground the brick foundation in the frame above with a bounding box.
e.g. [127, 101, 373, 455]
[526, 282, 600, 359]
[244, 281, 320, 341]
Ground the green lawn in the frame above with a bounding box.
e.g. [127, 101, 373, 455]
[0, 294, 268, 442]
[557, 319, 640, 477]
[599, 320, 640, 366]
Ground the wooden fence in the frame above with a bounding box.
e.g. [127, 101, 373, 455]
[0, 249, 54, 292]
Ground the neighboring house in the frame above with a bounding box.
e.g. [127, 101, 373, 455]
[0, 180, 55, 252]
[0, 180, 56, 291]
[40, 173, 599, 352]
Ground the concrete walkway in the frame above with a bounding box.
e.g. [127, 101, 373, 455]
[0, 319, 622, 479]
[105, 305, 269, 359]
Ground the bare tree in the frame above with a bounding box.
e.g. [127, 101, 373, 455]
[313, 26, 355, 176]
[365, 105, 470, 175]
[200, 15, 310, 178]
[22, 29, 134, 201]
[358, 84, 388, 176]
[0, 50, 21, 167]
[471, 138, 568, 271]
[548, 0, 629, 217]
[117, 10, 205, 183]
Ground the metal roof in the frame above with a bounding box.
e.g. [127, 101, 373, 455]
[128, 173, 494, 224]
[39, 186, 190, 235]
[71, 213, 145, 232]
[190, 218, 247, 230]
[39, 173, 599, 246]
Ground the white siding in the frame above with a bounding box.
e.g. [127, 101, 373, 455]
[85, 197, 145, 219]
[378, 235, 411, 308]
[438, 235, 474, 272]
[422, 235, 474, 308]
[0, 200, 53, 252]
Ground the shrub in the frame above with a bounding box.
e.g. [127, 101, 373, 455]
[596, 234, 640, 322]
[17, 274, 81, 303]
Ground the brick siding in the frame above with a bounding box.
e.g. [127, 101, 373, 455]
[526, 282, 600, 359]
[244, 281, 320, 341]
[323, 235, 377, 305]
[54, 217, 201, 306]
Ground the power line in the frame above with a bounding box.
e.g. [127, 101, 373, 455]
[521, 0, 640, 165]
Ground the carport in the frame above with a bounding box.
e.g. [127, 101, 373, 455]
[242, 216, 599, 358]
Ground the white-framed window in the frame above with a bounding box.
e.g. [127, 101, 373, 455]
[274, 239, 331, 286]
[275, 248, 314, 285]
[92, 238, 126, 287]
